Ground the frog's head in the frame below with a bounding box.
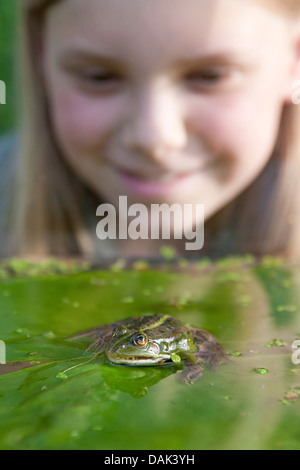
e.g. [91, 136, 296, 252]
[106, 329, 170, 365]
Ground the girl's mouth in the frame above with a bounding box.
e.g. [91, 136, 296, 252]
[117, 168, 199, 197]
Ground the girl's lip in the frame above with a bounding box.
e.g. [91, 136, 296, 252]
[117, 168, 199, 197]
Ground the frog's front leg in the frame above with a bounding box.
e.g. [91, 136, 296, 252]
[181, 359, 204, 385]
[175, 350, 204, 385]
[190, 328, 229, 371]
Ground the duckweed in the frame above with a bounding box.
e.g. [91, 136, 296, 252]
[265, 339, 286, 348]
[252, 368, 269, 375]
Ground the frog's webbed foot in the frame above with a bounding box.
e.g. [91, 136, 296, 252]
[84, 327, 118, 355]
[181, 361, 203, 385]
[69, 324, 115, 355]
[190, 328, 229, 371]
[83, 336, 105, 355]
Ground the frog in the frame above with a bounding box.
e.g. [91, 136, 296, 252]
[72, 313, 228, 384]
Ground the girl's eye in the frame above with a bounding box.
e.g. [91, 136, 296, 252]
[184, 67, 229, 90]
[77, 68, 122, 91]
[82, 71, 117, 81]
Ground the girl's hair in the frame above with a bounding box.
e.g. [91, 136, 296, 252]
[8, 0, 101, 258]
[4, 0, 300, 259]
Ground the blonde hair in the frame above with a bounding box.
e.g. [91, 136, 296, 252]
[9, 0, 99, 258]
[4, 0, 300, 259]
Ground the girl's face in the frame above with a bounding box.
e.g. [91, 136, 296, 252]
[43, 0, 299, 219]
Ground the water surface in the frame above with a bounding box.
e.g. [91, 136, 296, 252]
[0, 257, 299, 449]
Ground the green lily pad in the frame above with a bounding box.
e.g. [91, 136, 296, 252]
[0, 257, 300, 449]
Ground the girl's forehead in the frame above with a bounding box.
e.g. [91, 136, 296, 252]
[45, 0, 289, 62]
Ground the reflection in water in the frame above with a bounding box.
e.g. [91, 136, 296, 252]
[101, 362, 179, 398]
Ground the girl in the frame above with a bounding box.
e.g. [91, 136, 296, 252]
[2, 0, 300, 259]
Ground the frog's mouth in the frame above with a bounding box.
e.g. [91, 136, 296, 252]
[107, 353, 171, 366]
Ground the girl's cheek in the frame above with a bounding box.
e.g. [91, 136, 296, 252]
[50, 88, 118, 151]
[186, 101, 246, 163]
[188, 95, 278, 165]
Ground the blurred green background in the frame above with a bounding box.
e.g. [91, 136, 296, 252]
[0, 0, 17, 134]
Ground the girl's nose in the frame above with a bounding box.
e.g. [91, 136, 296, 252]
[122, 87, 187, 161]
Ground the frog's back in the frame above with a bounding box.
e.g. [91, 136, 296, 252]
[143, 315, 184, 341]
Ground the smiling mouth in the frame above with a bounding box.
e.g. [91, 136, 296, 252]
[117, 167, 201, 197]
[122, 168, 193, 182]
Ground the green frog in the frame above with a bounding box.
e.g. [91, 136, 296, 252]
[73, 314, 228, 384]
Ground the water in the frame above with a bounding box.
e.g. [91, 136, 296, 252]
[0, 257, 299, 449]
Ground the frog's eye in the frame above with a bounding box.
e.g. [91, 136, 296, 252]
[132, 333, 148, 347]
